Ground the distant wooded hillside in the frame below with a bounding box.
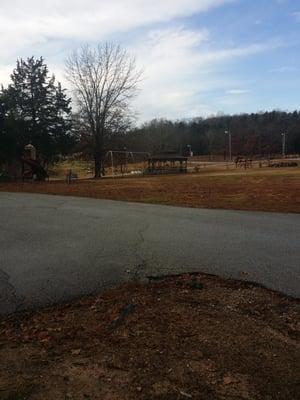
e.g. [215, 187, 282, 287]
[119, 111, 300, 157]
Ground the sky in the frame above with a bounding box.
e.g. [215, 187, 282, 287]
[0, 0, 300, 122]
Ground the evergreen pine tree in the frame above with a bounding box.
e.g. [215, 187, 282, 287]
[2, 57, 72, 162]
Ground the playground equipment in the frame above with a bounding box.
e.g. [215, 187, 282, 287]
[235, 156, 253, 169]
[146, 152, 188, 175]
[21, 144, 49, 181]
[104, 150, 150, 176]
[104, 150, 189, 176]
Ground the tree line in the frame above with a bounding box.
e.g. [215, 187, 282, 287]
[1, 45, 300, 179]
[122, 113, 300, 159]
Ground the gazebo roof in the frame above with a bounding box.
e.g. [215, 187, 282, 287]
[148, 153, 188, 162]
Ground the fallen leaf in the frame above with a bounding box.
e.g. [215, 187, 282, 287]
[223, 376, 233, 385]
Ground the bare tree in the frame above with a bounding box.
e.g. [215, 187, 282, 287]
[65, 43, 141, 177]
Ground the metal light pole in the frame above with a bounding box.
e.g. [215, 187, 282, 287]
[187, 144, 191, 157]
[281, 132, 286, 158]
[225, 130, 232, 161]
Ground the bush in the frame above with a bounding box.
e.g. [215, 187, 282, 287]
[0, 171, 13, 182]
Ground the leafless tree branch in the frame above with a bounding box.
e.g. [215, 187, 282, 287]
[65, 43, 142, 177]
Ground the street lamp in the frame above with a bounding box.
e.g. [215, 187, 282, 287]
[225, 130, 232, 162]
[281, 132, 287, 158]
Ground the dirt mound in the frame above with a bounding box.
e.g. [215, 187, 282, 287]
[0, 273, 299, 399]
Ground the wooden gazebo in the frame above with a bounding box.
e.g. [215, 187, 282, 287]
[145, 152, 188, 175]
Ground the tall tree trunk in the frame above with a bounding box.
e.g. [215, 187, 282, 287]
[94, 131, 103, 178]
[93, 124, 103, 179]
[94, 151, 102, 178]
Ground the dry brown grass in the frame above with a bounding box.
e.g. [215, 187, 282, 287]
[1, 167, 299, 213]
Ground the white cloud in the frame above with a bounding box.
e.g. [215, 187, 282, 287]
[0, 0, 289, 121]
[0, 1, 233, 93]
[131, 27, 214, 119]
[132, 27, 283, 120]
[270, 66, 299, 73]
[0, 0, 235, 58]
[0, 65, 13, 87]
[292, 11, 300, 21]
[226, 89, 250, 95]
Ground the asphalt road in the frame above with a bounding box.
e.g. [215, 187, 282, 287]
[0, 192, 299, 315]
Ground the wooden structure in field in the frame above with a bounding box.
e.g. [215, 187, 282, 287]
[146, 152, 188, 175]
[21, 144, 49, 181]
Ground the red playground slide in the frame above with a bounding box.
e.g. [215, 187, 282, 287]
[21, 157, 49, 181]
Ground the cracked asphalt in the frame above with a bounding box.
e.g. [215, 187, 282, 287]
[0, 192, 299, 315]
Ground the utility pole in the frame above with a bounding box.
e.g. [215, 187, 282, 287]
[281, 132, 286, 158]
[225, 130, 232, 161]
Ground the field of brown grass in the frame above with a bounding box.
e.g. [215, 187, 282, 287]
[1, 167, 299, 213]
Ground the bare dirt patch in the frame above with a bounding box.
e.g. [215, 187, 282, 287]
[1, 168, 299, 213]
[0, 273, 299, 400]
